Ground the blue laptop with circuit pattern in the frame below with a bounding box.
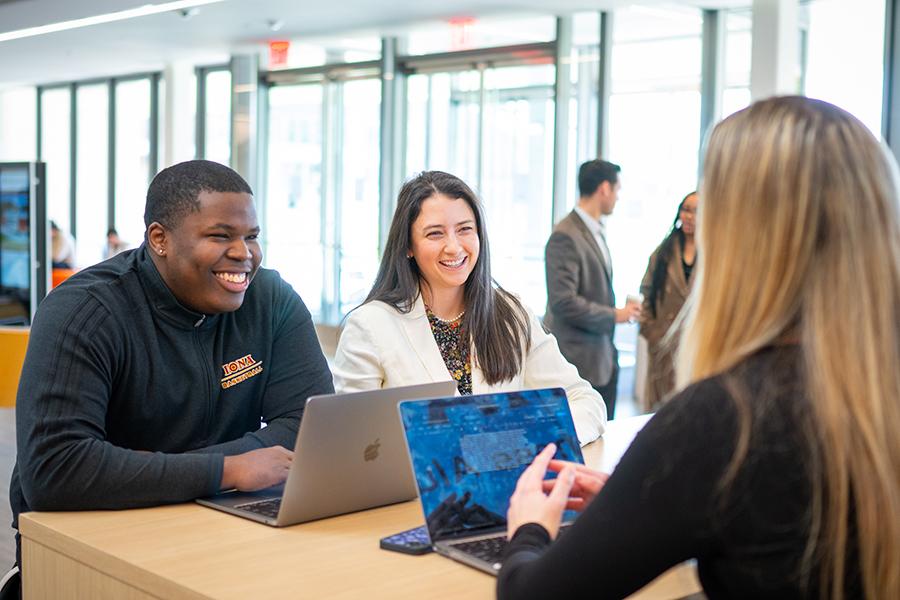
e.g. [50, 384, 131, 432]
[398, 388, 583, 575]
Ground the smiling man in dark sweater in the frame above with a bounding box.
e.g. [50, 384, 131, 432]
[6, 161, 334, 589]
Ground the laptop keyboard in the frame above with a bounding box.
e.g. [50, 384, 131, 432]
[449, 535, 508, 564]
[235, 498, 281, 519]
[448, 523, 572, 569]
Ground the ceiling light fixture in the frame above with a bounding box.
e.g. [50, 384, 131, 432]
[0, 0, 225, 43]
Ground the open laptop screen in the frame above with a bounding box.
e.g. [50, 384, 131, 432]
[399, 388, 584, 541]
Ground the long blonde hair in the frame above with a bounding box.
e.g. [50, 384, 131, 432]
[677, 96, 900, 599]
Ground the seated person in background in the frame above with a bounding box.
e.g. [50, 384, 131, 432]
[332, 170, 606, 445]
[10, 160, 334, 573]
[49, 220, 75, 268]
[638, 191, 698, 410]
[498, 97, 900, 598]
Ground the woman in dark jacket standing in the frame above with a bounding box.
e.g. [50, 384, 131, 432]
[638, 192, 698, 409]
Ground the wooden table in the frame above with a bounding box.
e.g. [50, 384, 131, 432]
[19, 415, 701, 600]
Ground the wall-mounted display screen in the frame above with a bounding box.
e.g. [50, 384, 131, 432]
[0, 166, 31, 291]
[0, 162, 46, 325]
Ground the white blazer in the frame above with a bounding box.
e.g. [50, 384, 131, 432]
[332, 295, 607, 445]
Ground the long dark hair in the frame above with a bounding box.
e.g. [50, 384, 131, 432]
[365, 171, 531, 385]
[646, 192, 697, 318]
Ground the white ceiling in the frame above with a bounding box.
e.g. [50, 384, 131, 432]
[0, 0, 749, 88]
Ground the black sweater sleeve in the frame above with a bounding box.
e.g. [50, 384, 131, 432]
[16, 289, 222, 512]
[498, 379, 739, 599]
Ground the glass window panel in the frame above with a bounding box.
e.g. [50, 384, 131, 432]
[204, 70, 231, 166]
[725, 10, 752, 88]
[264, 84, 325, 320]
[0, 87, 37, 161]
[75, 84, 109, 267]
[611, 6, 703, 95]
[608, 5, 702, 303]
[114, 79, 152, 246]
[406, 14, 556, 55]
[157, 76, 167, 169]
[338, 78, 381, 316]
[722, 9, 752, 118]
[573, 11, 601, 47]
[722, 87, 752, 120]
[481, 64, 555, 313]
[40, 87, 72, 234]
[406, 71, 481, 185]
[405, 75, 430, 177]
[568, 12, 601, 208]
[606, 5, 702, 381]
[161, 69, 196, 163]
[804, 0, 884, 136]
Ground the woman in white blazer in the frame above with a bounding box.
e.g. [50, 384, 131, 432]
[332, 171, 606, 445]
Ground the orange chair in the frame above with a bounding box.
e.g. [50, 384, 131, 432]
[52, 268, 77, 288]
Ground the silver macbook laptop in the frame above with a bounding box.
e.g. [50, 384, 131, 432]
[197, 381, 458, 526]
[398, 388, 584, 575]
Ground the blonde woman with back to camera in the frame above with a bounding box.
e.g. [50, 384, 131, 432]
[497, 96, 900, 599]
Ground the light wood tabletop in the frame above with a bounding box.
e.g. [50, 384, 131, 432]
[19, 415, 701, 600]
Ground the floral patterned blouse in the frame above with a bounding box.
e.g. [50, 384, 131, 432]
[425, 307, 472, 395]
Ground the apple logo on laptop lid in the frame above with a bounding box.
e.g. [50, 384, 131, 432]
[364, 438, 381, 462]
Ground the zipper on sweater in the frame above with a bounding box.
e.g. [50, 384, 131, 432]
[193, 317, 216, 442]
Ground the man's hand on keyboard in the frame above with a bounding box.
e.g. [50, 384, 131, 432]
[221, 446, 293, 491]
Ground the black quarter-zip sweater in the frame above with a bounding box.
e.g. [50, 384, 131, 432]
[9, 245, 334, 559]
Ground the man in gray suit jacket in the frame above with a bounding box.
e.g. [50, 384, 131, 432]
[544, 159, 641, 418]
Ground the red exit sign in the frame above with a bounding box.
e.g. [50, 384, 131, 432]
[449, 16, 475, 50]
[269, 40, 290, 68]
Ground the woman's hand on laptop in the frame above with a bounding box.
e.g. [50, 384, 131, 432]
[221, 446, 293, 491]
[506, 443, 576, 540]
[543, 460, 609, 512]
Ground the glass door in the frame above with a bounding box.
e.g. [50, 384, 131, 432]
[114, 78, 153, 247]
[406, 70, 481, 185]
[338, 78, 381, 316]
[265, 84, 326, 320]
[481, 64, 555, 312]
[75, 84, 109, 266]
[265, 76, 382, 323]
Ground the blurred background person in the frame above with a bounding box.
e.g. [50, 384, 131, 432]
[50, 220, 75, 269]
[638, 191, 698, 410]
[544, 159, 641, 420]
[103, 228, 129, 260]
